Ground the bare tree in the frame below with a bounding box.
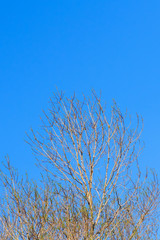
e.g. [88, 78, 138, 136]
[0, 91, 159, 239]
[28, 91, 159, 239]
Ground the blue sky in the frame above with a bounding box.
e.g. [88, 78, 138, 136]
[0, 0, 160, 180]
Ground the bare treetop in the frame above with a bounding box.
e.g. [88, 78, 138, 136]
[0, 91, 159, 239]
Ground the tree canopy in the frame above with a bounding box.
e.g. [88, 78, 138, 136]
[0, 91, 159, 239]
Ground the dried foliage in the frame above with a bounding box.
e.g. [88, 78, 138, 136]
[0, 91, 159, 239]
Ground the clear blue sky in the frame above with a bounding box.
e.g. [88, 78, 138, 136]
[0, 0, 160, 180]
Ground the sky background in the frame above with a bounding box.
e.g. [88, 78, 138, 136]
[0, 0, 160, 182]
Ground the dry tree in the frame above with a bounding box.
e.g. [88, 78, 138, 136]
[0, 91, 159, 239]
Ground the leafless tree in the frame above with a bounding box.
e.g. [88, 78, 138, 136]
[0, 91, 159, 239]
